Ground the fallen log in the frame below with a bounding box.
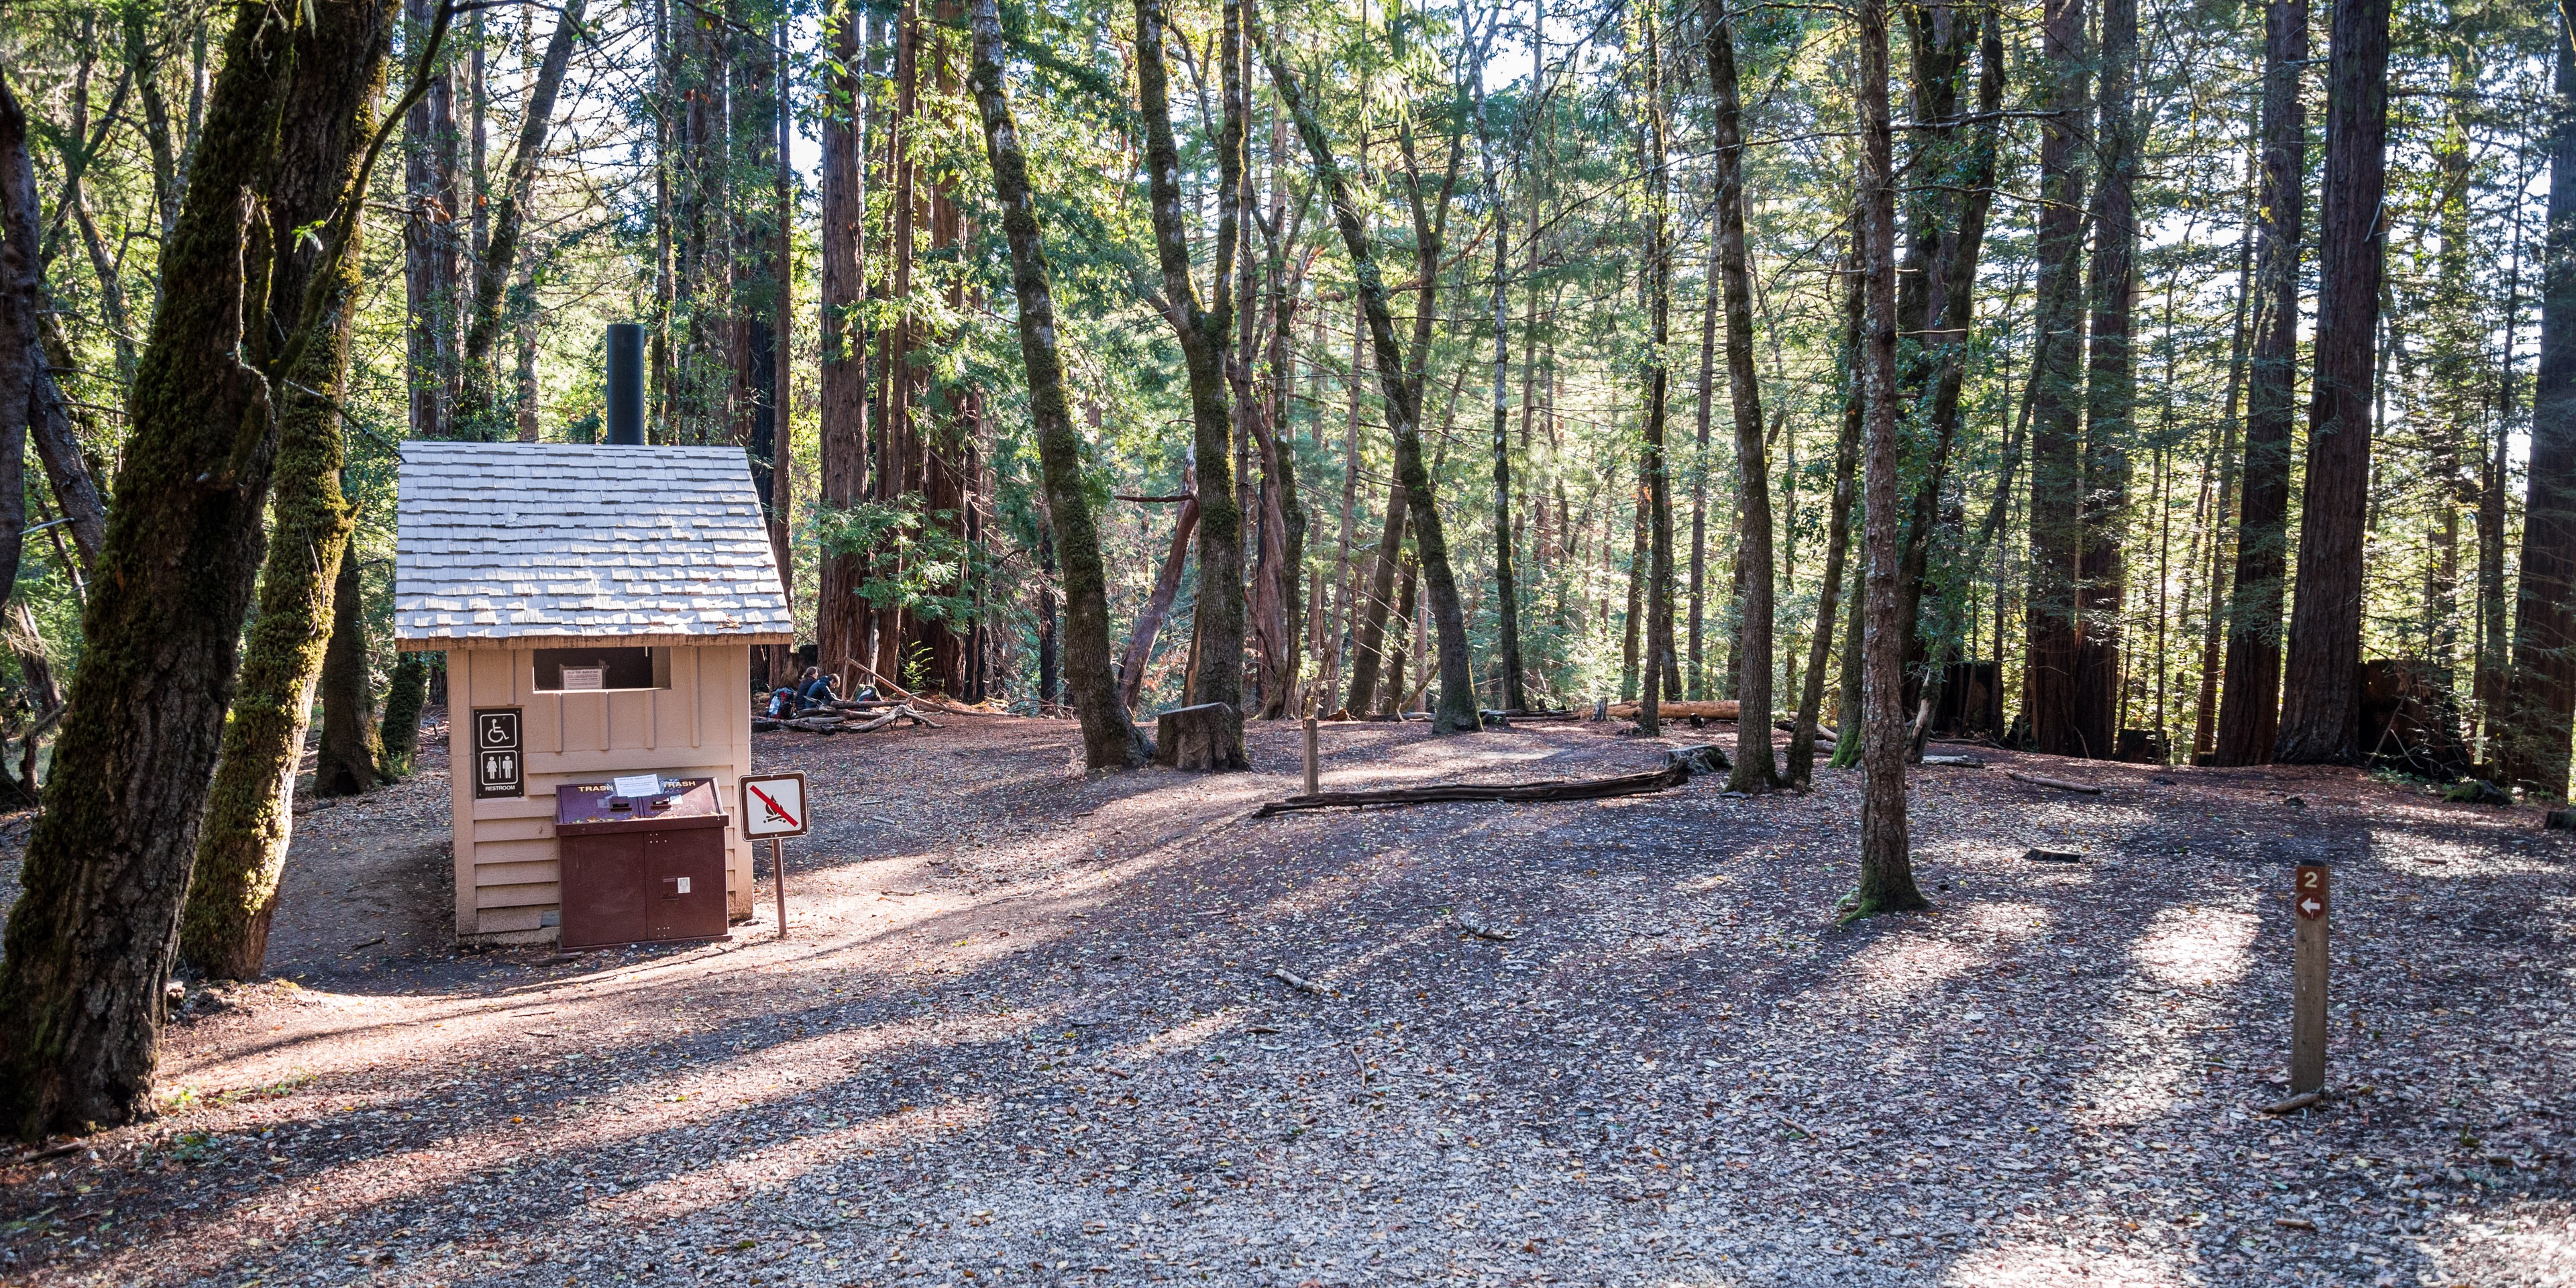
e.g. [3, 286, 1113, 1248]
[2005, 769, 2103, 796]
[1605, 699, 1740, 720]
[1253, 750, 1703, 816]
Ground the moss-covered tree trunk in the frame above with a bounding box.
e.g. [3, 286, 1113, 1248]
[965, 0, 1149, 769]
[1136, 0, 1249, 764]
[180, 270, 364, 977]
[315, 549, 382, 797]
[0, 0, 402, 1138]
[377, 654, 429, 778]
[1269, 42, 1481, 735]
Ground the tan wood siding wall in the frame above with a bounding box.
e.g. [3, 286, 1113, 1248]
[446, 644, 754, 941]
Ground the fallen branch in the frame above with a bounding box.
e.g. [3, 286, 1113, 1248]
[1252, 758, 1692, 816]
[2259, 1090, 2326, 1116]
[837, 656, 988, 718]
[1921, 754, 1984, 767]
[1452, 912, 1519, 941]
[2005, 769, 2103, 795]
[1269, 965, 1329, 996]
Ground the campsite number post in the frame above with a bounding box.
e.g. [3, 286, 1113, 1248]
[2292, 863, 2330, 1094]
[742, 772, 810, 941]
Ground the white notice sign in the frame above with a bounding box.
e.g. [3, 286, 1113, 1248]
[741, 772, 809, 839]
[611, 773, 664, 799]
[561, 665, 606, 690]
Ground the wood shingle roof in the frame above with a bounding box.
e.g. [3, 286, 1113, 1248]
[394, 442, 793, 649]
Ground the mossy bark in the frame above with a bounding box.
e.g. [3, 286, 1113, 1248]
[378, 653, 429, 777]
[315, 551, 382, 797]
[1135, 0, 1248, 763]
[964, 0, 1148, 769]
[0, 0, 399, 1138]
[180, 259, 363, 977]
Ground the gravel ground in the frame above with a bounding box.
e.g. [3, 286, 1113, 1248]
[0, 713, 2569, 1287]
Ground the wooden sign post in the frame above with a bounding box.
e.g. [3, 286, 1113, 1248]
[1303, 717, 1320, 797]
[743, 772, 810, 941]
[2292, 863, 2330, 1094]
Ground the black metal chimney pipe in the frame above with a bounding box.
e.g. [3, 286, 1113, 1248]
[605, 323, 643, 445]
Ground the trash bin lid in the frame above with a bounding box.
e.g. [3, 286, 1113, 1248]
[555, 776, 725, 833]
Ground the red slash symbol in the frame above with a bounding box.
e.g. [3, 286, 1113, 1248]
[747, 783, 800, 828]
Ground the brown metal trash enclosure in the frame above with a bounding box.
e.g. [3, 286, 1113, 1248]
[554, 778, 730, 949]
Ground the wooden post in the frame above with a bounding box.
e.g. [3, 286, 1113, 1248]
[1303, 716, 1320, 797]
[773, 836, 789, 941]
[2292, 863, 2329, 1093]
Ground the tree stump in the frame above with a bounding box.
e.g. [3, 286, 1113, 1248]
[1153, 703, 1247, 771]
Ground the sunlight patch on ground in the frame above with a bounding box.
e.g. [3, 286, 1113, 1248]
[609, 1099, 996, 1220]
[1955, 901, 2057, 938]
[2082, 908, 2255, 1122]
[1113, 1008, 1248, 1063]
[1842, 934, 1989, 1003]
[2428, 1206, 2576, 1287]
[2129, 904, 2257, 989]
[1941, 1238, 2192, 1286]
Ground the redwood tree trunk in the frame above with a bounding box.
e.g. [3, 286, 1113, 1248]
[1346, 481, 1409, 716]
[2273, 0, 2391, 763]
[1637, 13, 1676, 740]
[2074, 0, 2140, 756]
[2212, 0, 2306, 766]
[0, 0, 400, 1138]
[2502, 21, 2576, 796]
[967, 0, 1149, 767]
[1706, 1, 1774, 786]
[818, 0, 869, 677]
[2021, 0, 2089, 756]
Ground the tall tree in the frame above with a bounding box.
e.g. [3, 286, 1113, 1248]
[2021, 0, 2089, 755]
[1786, 257, 1866, 788]
[2502, 19, 2576, 796]
[1849, 0, 1928, 917]
[0, 78, 41, 618]
[402, 0, 460, 443]
[1137, 0, 1249, 763]
[1638, 5, 1678, 739]
[1473, 21, 1526, 714]
[2273, 0, 2392, 763]
[2073, 0, 2139, 754]
[453, 0, 582, 435]
[966, 0, 1150, 768]
[2212, 0, 2307, 765]
[818, 0, 869, 677]
[1704, 0, 1774, 786]
[180, 125, 376, 978]
[0, 0, 408, 1139]
[1269, 34, 1482, 734]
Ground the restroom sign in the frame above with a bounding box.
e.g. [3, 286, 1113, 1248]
[741, 771, 808, 839]
[472, 708, 523, 800]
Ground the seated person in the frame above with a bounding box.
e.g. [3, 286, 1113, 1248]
[798, 672, 841, 711]
[765, 686, 798, 718]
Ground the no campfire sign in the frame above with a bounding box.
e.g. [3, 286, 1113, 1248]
[741, 772, 809, 839]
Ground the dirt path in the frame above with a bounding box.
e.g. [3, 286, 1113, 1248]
[1, 714, 2570, 1287]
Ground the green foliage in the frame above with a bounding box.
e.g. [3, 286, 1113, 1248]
[808, 496, 989, 629]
